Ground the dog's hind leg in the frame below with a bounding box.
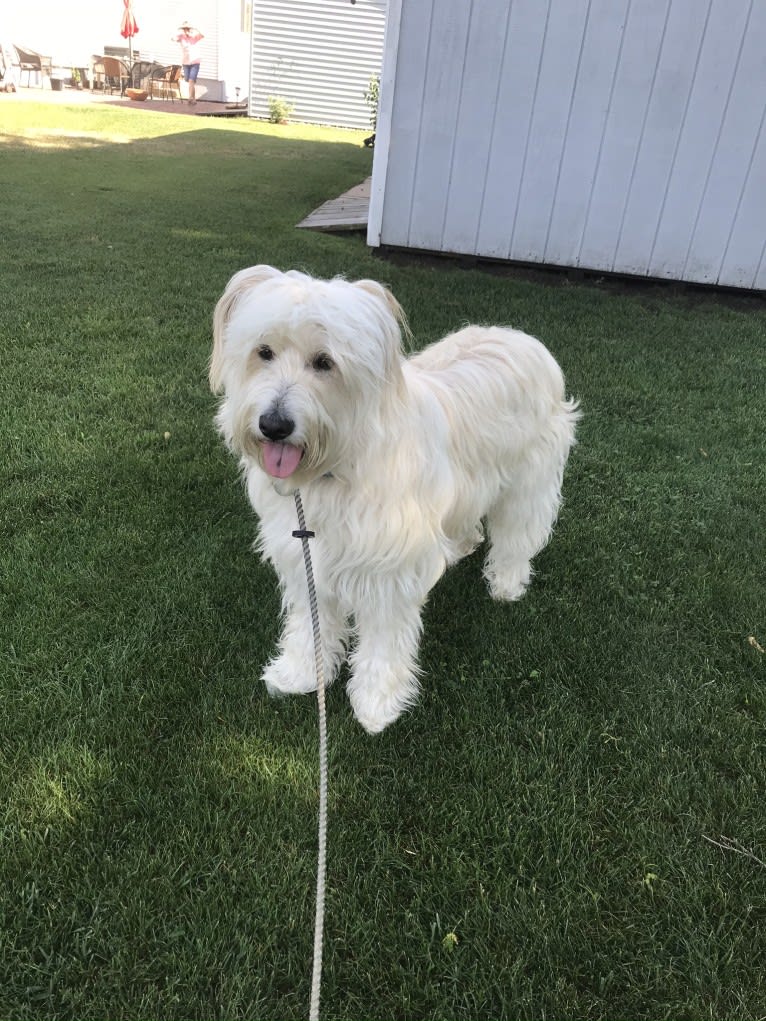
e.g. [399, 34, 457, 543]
[263, 590, 348, 697]
[483, 447, 567, 602]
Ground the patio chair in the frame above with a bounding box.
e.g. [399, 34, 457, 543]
[100, 55, 130, 95]
[90, 57, 106, 92]
[131, 61, 163, 91]
[148, 64, 182, 102]
[13, 44, 52, 88]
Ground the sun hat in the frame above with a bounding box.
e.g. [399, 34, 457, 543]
[179, 19, 192, 28]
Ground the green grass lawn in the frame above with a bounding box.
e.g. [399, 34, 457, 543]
[1, 99, 765, 1020]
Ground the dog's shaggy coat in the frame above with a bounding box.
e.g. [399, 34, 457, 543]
[211, 266, 579, 732]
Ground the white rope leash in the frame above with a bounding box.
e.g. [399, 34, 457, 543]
[293, 491, 328, 1021]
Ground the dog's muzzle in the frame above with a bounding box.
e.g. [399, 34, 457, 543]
[257, 410, 304, 480]
[259, 410, 295, 441]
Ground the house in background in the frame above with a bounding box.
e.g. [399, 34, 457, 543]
[249, 0, 387, 129]
[143, 0, 251, 104]
[369, 0, 766, 290]
[2, 0, 250, 102]
[3, 0, 385, 124]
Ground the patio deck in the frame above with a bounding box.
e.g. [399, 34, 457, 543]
[0, 84, 245, 118]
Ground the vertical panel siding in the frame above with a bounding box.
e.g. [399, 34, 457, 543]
[646, 0, 752, 282]
[509, 0, 591, 263]
[475, 0, 550, 259]
[727, 117, 766, 289]
[612, 0, 712, 276]
[367, 0, 402, 247]
[377, 0, 434, 246]
[684, 0, 765, 287]
[575, 0, 673, 274]
[406, 2, 473, 249]
[441, 3, 513, 254]
[250, 0, 386, 129]
[718, 109, 766, 289]
[375, 0, 766, 288]
[544, 0, 629, 269]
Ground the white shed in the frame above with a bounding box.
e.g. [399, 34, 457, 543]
[249, 0, 387, 129]
[369, 0, 766, 290]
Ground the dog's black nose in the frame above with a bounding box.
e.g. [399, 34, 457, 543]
[259, 411, 295, 441]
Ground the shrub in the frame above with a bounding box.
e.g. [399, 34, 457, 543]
[267, 95, 294, 124]
[363, 73, 379, 130]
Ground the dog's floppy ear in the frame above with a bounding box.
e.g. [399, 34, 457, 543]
[352, 278, 410, 398]
[353, 278, 409, 338]
[210, 265, 282, 393]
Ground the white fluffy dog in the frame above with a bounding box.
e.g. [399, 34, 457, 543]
[211, 265, 579, 733]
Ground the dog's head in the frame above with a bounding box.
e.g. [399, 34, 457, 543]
[211, 265, 407, 493]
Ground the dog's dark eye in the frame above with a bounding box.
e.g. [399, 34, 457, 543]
[312, 352, 335, 373]
[257, 345, 274, 362]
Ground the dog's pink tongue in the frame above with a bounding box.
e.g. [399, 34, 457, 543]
[263, 441, 303, 479]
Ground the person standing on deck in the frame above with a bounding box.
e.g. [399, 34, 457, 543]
[172, 20, 204, 105]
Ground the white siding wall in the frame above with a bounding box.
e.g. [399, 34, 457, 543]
[370, 0, 766, 289]
[250, 0, 386, 129]
[148, 0, 220, 79]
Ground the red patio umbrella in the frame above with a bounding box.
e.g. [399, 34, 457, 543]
[120, 0, 139, 66]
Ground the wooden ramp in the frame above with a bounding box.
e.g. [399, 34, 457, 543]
[297, 177, 370, 233]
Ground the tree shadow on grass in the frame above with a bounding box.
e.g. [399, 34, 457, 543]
[0, 124, 373, 294]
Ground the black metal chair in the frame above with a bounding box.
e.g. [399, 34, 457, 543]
[148, 64, 182, 102]
[131, 61, 163, 91]
[13, 44, 52, 87]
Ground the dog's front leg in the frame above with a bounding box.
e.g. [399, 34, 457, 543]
[263, 587, 348, 698]
[347, 593, 425, 733]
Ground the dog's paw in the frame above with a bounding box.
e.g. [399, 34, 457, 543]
[262, 652, 318, 697]
[487, 576, 528, 602]
[484, 561, 532, 602]
[349, 691, 407, 733]
[347, 666, 419, 734]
